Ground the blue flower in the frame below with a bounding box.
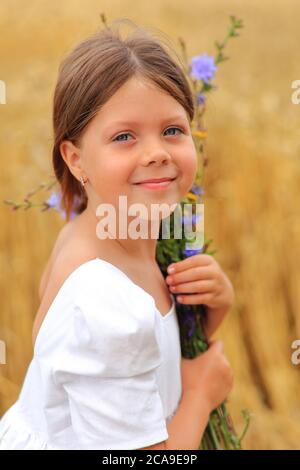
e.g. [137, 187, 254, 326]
[182, 213, 202, 225]
[197, 93, 206, 105]
[188, 325, 196, 338]
[191, 184, 205, 196]
[190, 54, 217, 83]
[46, 191, 79, 220]
[182, 247, 204, 257]
[182, 307, 196, 337]
[46, 191, 60, 210]
[69, 210, 77, 220]
[184, 306, 195, 320]
[46, 191, 66, 219]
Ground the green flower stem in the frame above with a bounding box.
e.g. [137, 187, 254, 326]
[157, 225, 249, 449]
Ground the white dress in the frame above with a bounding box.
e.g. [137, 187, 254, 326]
[0, 258, 182, 450]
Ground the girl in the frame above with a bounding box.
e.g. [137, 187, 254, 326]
[0, 19, 234, 450]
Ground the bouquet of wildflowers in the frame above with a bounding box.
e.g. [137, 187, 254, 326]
[4, 14, 250, 449]
[156, 15, 250, 450]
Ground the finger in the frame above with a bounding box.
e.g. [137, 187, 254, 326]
[167, 254, 214, 274]
[175, 292, 214, 305]
[169, 280, 215, 294]
[166, 266, 216, 285]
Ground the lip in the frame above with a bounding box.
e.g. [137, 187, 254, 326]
[133, 177, 176, 190]
[133, 177, 176, 183]
[134, 177, 176, 184]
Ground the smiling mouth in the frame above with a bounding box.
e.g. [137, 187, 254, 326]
[132, 177, 176, 190]
[133, 177, 176, 184]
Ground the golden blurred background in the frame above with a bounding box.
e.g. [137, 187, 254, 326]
[1, 0, 300, 450]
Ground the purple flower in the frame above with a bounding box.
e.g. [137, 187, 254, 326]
[46, 191, 61, 210]
[60, 209, 78, 220]
[185, 306, 194, 319]
[197, 93, 206, 105]
[188, 325, 196, 338]
[182, 213, 202, 225]
[182, 247, 204, 257]
[46, 191, 66, 220]
[190, 54, 217, 83]
[191, 184, 205, 196]
[182, 307, 196, 337]
[68, 210, 77, 220]
[46, 191, 80, 220]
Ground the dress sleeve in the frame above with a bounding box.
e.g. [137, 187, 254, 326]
[51, 272, 168, 450]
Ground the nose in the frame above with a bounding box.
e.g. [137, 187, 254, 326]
[141, 149, 172, 166]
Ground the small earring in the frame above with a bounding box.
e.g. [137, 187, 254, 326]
[79, 175, 87, 187]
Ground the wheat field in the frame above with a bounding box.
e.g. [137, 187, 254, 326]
[1, 0, 300, 450]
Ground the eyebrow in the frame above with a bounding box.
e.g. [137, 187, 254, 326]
[103, 115, 189, 132]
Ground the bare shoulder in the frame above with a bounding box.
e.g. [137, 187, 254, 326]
[47, 242, 98, 289]
[32, 218, 100, 348]
[38, 223, 69, 300]
[38, 217, 98, 300]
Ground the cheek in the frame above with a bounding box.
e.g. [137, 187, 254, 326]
[92, 158, 132, 198]
[178, 149, 198, 190]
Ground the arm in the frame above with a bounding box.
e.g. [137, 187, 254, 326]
[201, 272, 234, 339]
[138, 391, 210, 450]
[202, 304, 231, 339]
[139, 339, 234, 451]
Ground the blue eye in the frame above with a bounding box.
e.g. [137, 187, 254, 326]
[113, 133, 132, 142]
[164, 126, 184, 136]
[113, 126, 184, 143]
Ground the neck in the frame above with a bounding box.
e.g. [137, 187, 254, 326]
[81, 199, 161, 263]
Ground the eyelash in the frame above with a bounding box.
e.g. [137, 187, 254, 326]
[112, 126, 184, 143]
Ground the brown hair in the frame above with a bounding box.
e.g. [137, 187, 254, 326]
[52, 17, 196, 221]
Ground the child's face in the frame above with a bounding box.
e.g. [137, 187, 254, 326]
[64, 75, 197, 221]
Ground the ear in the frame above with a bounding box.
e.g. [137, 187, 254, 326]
[59, 140, 83, 179]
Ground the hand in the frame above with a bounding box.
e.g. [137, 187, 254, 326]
[181, 340, 234, 412]
[166, 254, 235, 337]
